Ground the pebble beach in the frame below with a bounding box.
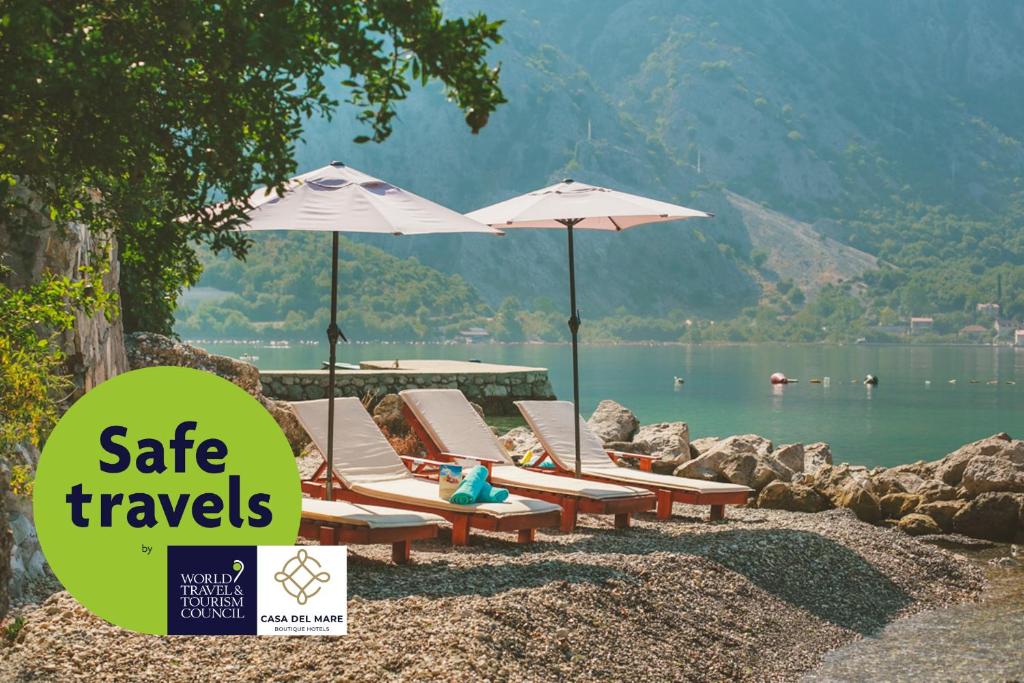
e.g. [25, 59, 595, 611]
[0, 504, 983, 682]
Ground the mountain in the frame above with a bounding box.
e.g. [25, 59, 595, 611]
[180, 1, 1024, 340]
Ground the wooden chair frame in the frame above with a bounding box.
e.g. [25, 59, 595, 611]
[521, 449, 750, 521]
[401, 404, 656, 532]
[302, 463, 561, 546]
[299, 516, 438, 564]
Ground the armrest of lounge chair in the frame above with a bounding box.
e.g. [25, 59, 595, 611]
[607, 450, 661, 472]
[439, 451, 501, 473]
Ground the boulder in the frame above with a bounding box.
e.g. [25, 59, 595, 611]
[916, 500, 966, 533]
[674, 434, 772, 483]
[690, 437, 720, 455]
[372, 394, 409, 437]
[717, 453, 758, 488]
[871, 467, 925, 497]
[259, 398, 311, 455]
[935, 433, 1024, 486]
[126, 332, 310, 454]
[833, 481, 882, 524]
[960, 456, 1024, 496]
[756, 481, 831, 513]
[587, 400, 639, 443]
[879, 493, 922, 520]
[804, 442, 833, 473]
[126, 332, 261, 395]
[635, 422, 690, 464]
[501, 426, 542, 459]
[898, 513, 942, 537]
[605, 440, 651, 455]
[810, 463, 870, 500]
[952, 492, 1024, 542]
[915, 479, 958, 504]
[771, 443, 805, 475]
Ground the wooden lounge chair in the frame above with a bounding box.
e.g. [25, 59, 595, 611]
[291, 397, 561, 546]
[515, 400, 753, 521]
[399, 389, 656, 532]
[300, 498, 443, 564]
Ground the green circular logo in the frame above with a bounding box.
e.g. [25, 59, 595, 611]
[34, 366, 301, 634]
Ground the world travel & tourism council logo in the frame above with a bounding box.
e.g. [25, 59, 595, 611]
[166, 545, 347, 635]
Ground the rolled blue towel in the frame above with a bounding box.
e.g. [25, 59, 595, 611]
[450, 465, 489, 505]
[539, 460, 556, 469]
[478, 481, 509, 503]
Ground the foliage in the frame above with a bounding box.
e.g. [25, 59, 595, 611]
[175, 234, 489, 341]
[0, 0, 506, 333]
[8, 464, 33, 497]
[0, 262, 114, 458]
[3, 615, 24, 644]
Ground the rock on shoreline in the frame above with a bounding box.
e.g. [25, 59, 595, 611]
[565, 400, 1024, 546]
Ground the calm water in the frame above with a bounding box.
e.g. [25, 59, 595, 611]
[194, 341, 1024, 468]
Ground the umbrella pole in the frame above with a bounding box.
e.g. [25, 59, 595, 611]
[563, 219, 583, 477]
[325, 232, 342, 500]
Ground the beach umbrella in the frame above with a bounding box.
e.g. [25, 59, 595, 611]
[205, 161, 502, 500]
[468, 179, 710, 476]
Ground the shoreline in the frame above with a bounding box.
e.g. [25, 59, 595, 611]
[0, 506, 983, 682]
[188, 338, 1024, 349]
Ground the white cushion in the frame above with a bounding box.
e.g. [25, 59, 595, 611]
[490, 464, 649, 499]
[291, 398, 410, 486]
[301, 499, 444, 528]
[400, 389, 512, 465]
[351, 478, 560, 518]
[516, 400, 618, 470]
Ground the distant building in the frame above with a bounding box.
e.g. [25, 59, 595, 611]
[909, 317, 934, 334]
[1016, 329, 1024, 347]
[457, 327, 490, 343]
[977, 303, 1000, 317]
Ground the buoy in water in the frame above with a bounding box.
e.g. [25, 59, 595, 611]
[674, 376, 685, 385]
[864, 374, 878, 386]
[770, 372, 789, 385]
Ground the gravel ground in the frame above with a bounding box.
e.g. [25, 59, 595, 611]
[0, 505, 983, 682]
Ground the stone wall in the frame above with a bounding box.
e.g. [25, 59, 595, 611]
[260, 369, 556, 415]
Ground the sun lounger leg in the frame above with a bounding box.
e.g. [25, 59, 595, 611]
[319, 525, 337, 545]
[656, 490, 673, 520]
[710, 504, 725, 521]
[452, 515, 471, 545]
[391, 540, 411, 564]
[614, 513, 631, 529]
[560, 499, 578, 533]
[517, 528, 536, 544]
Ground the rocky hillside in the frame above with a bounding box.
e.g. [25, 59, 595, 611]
[190, 1, 1024, 331]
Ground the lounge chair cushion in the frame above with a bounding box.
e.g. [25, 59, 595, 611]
[489, 464, 650, 499]
[400, 389, 512, 465]
[351, 478, 560, 518]
[301, 498, 444, 528]
[291, 397, 411, 486]
[516, 400, 752, 495]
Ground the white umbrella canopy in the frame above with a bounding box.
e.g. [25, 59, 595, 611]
[468, 178, 711, 477]
[467, 178, 710, 229]
[198, 161, 501, 501]
[235, 161, 501, 235]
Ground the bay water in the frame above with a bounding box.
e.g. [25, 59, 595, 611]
[194, 341, 1024, 468]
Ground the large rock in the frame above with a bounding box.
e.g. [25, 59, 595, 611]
[501, 426, 542, 459]
[952, 492, 1024, 542]
[899, 513, 942, 537]
[871, 467, 925, 497]
[833, 481, 882, 524]
[935, 433, 1024, 487]
[960, 456, 1024, 496]
[916, 500, 966, 533]
[372, 394, 409, 437]
[915, 479, 958, 504]
[126, 332, 308, 454]
[587, 400, 639, 443]
[635, 422, 690, 475]
[690, 437, 720, 455]
[126, 332, 261, 394]
[771, 443, 805, 475]
[879, 493, 922, 520]
[674, 434, 771, 482]
[756, 481, 831, 512]
[804, 442, 833, 473]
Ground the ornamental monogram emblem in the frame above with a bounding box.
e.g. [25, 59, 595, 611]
[274, 549, 331, 605]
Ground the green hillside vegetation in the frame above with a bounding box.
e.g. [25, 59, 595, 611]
[177, 2, 1024, 343]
